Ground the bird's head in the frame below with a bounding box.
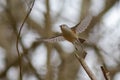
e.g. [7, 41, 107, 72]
[60, 24, 70, 31]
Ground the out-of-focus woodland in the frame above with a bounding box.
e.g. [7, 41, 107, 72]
[0, 0, 120, 80]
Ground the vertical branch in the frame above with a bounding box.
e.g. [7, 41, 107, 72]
[16, 0, 35, 80]
[81, 0, 91, 17]
[45, 0, 53, 80]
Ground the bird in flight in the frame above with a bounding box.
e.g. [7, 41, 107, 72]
[38, 14, 93, 44]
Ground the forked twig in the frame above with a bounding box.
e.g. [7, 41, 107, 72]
[101, 66, 110, 80]
[16, 0, 35, 80]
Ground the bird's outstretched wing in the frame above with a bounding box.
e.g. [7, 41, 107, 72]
[72, 14, 93, 34]
[37, 34, 65, 43]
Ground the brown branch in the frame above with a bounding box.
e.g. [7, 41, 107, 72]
[101, 66, 110, 80]
[75, 52, 97, 80]
[16, 0, 35, 80]
[0, 41, 42, 79]
[24, 54, 42, 80]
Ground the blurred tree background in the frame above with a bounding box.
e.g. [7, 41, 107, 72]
[0, 0, 120, 80]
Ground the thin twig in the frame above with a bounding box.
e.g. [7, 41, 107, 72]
[75, 53, 96, 80]
[101, 66, 110, 80]
[16, 0, 35, 80]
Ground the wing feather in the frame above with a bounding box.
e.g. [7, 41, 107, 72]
[72, 14, 93, 34]
[37, 35, 65, 43]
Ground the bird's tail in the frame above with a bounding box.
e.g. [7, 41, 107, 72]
[73, 38, 86, 58]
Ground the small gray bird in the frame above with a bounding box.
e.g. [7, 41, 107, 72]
[38, 14, 93, 44]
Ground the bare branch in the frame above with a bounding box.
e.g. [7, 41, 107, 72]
[16, 0, 35, 80]
[101, 66, 110, 80]
[75, 52, 97, 80]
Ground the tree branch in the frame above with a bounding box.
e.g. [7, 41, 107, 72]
[101, 66, 110, 80]
[16, 0, 35, 80]
[75, 52, 97, 80]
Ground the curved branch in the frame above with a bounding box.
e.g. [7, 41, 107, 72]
[16, 0, 35, 80]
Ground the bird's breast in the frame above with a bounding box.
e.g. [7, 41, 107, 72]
[62, 29, 78, 42]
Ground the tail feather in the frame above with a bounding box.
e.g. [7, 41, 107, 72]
[73, 38, 86, 58]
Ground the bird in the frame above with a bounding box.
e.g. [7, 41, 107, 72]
[37, 14, 93, 44]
